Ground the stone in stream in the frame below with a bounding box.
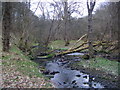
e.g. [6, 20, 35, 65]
[42, 70, 49, 74]
[50, 71, 60, 75]
[83, 76, 88, 79]
[71, 80, 77, 84]
[76, 75, 81, 77]
[73, 85, 79, 88]
[92, 82, 104, 88]
[63, 82, 67, 84]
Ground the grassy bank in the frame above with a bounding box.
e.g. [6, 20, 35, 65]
[71, 57, 119, 76]
[2, 45, 53, 88]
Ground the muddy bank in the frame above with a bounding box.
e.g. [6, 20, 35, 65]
[68, 62, 119, 88]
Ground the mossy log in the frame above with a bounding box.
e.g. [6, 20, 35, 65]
[68, 34, 87, 51]
[55, 41, 102, 56]
[37, 53, 56, 59]
[37, 41, 102, 58]
[37, 40, 117, 59]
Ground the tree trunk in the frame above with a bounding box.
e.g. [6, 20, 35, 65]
[63, 1, 69, 46]
[87, 0, 96, 58]
[88, 11, 94, 58]
[118, 1, 120, 61]
[2, 2, 12, 52]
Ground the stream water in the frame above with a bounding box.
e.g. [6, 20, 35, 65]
[35, 53, 105, 88]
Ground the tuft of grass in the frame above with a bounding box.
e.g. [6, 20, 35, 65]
[77, 57, 119, 76]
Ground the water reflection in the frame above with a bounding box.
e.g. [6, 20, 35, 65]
[67, 52, 84, 56]
[46, 59, 104, 88]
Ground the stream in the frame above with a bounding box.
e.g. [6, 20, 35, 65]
[35, 53, 105, 88]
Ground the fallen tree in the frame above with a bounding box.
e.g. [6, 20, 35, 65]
[67, 34, 87, 51]
[37, 35, 118, 59]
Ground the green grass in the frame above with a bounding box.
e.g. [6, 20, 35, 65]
[2, 46, 47, 78]
[2, 45, 53, 87]
[49, 40, 83, 50]
[76, 57, 119, 76]
[10, 46, 30, 60]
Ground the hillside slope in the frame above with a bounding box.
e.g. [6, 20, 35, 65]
[1, 45, 53, 88]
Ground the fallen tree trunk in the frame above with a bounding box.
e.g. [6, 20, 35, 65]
[67, 42, 88, 51]
[37, 39, 117, 59]
[56, 41, 102, 56]
[68, 34, 87, 51]
[37, 41, 102, 59]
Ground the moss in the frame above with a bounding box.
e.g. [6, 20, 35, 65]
[59, 48, 68, 50]
[38, 53, 56, 59]
[47, 53, 56, 58]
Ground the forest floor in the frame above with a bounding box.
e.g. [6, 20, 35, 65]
[1, 45, 53, 88]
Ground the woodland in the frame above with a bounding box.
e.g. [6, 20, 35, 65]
[1, 0, 120, 88]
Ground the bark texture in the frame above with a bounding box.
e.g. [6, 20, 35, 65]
[87, 0, 96, 58]
[2, 2, 12, 52]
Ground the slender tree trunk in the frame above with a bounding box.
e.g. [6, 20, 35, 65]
[87, 0, 96, 58]
[118, 1, 120, 61]
[88, 10, 94, 58]
[63, 1, 69, 46]
[2, 2, 12, 52]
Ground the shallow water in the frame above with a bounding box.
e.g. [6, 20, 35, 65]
[67, 52, 84, 56]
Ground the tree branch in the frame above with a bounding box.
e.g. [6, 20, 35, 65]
[87, 0, 90, 11]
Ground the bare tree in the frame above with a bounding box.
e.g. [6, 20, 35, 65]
[63, 0, 70, 46]
[2, 2, 12, 52]
[87, 0, 96, 58]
